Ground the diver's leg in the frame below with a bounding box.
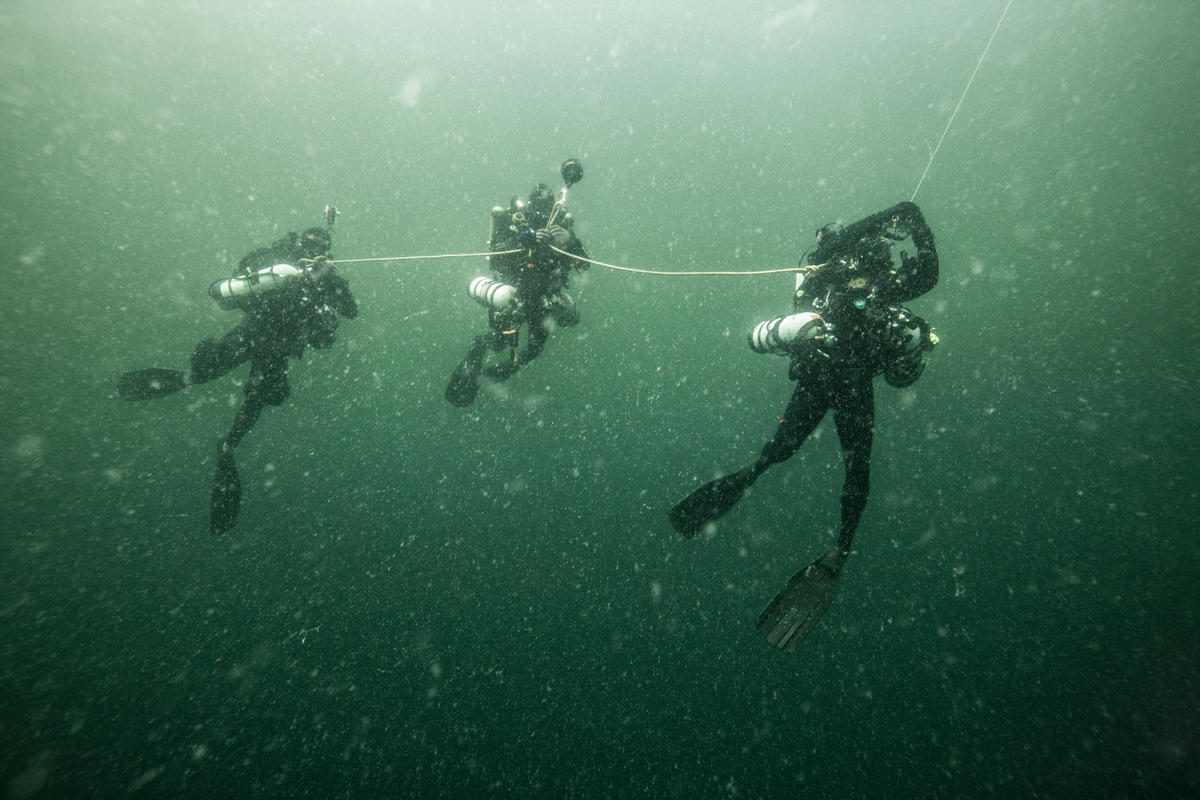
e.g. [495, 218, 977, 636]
[479, 316, 539, 386]
[210, 385, 261, 535]
[517, 313, 551, 366]
[210, 357, 287, 534]
[479, 359, 518, 384]
[118, 325, 250, 401]
[831, 379, 875, 552]
[446, 333, 496, 406]
[190, 326, 252, 386]
[752, 380, 831, 477]
[223, 356, 287, 451]
[669, 381, 829, 537]
[224, 393, 263, 453]
[252, 355, 290, 408]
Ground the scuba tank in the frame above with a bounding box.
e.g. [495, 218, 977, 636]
[468, 276, 517, 309]
[209, 264, 305, 311]
[749, 312, 825, 355]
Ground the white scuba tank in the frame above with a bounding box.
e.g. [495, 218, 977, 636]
[468, 276, 517, 309]
[209, 264, 305, 310]
[748, 312, 825, 355]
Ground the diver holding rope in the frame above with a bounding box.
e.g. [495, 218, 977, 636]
[116, 210, 358, 534]
[668, 201, 939, 651]
[445, 159, 589, 407]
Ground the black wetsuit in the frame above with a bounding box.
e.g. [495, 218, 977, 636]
[116, 229, 355, 534]
[445, 195, 587, 405]
[191, 252, 357, 451]
[758, 201, 937, 549]
[670, 202, 938, 548]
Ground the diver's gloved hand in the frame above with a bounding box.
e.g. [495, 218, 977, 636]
[321, 272, 358, 319]
[831, 202, 926, 251]
[884, 202, 933, 248]
[888, 308, 930, 354]
[535, 225, 571, 248]
[893, 321, 923, 355]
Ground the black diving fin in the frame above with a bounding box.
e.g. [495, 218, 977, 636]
[667, 466, 758, 538]
[445, 366, 481, 407]
[756, 547, 848, 652]
[117, 368, 187, 401]
[444, 337, 487, 408]
[209, 444, 241, 535]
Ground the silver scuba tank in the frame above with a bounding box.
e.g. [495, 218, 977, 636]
[748, 312, 825, 355]
[468, 276, 518, 309]
[208, 264, 305, 311]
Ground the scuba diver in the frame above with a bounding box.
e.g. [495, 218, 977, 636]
[117, 212, 357, 534]
[445, 159, 589, 407]
[668, 201, 939, 651]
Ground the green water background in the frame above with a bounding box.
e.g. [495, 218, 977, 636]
[2, 0, 1197, 797]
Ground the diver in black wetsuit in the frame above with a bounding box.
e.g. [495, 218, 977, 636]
[668, 201, 938, 650]
[445, 160, 589, 407]
[117, 224, 358, 534]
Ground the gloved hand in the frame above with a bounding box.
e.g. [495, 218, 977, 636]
[887, 308, 930, 354]
[318, 272, 357, 319]
[893, 322, 923, 355]
[884, 318, 927, 389]
[535, 224, 571, 248]
[885, 202, 933, 247]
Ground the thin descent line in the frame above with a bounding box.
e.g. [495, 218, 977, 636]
[911, 0, 1015, 201]
[554, 248, 812, 277]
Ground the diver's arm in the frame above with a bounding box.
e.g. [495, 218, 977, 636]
[565, 232, 588, 271]
[887, 202, 938, 303]
[320, 271, 358, 319]
[815, 202, 938, 303]
[537, 224, 588, 274]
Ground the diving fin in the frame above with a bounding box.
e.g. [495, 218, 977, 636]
[444, 337, 487, 408]
[117, 368, 187, 401]
[756, 547, 848, 652]
[209, 443, 241, 535]
[667, 466, 757, 538]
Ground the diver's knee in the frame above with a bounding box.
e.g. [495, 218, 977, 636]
[260, 383, 289, 406]
[189, 339, 225, 384]
[248, 373, 289, 406]
[757, 441, 794, 467]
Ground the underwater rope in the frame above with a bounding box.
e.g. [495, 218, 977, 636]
[911, 0, 1014, 201]
[325, 248, 805, 277]
[552, 248, 807, 277]
[326, 249, 518, 265]
[322, 3, 1016, 283]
